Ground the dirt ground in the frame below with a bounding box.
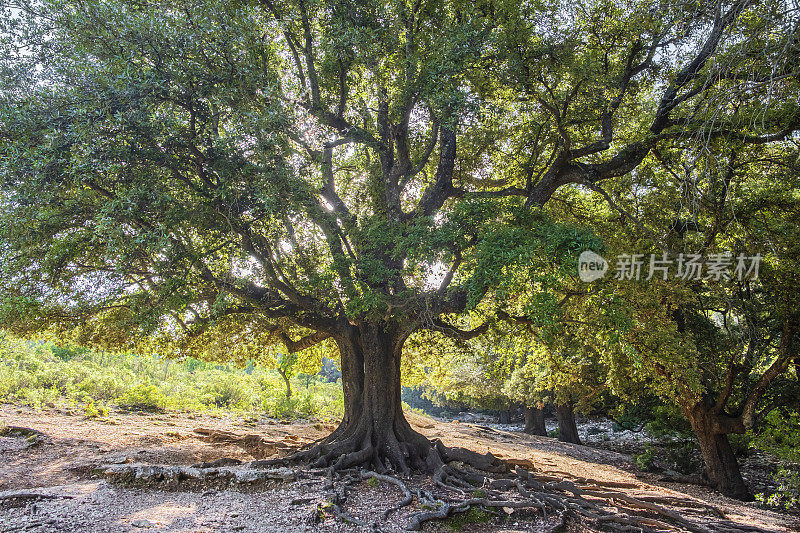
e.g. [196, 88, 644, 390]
[1, 404, 797, 532]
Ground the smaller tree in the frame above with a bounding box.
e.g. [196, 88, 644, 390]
[276, 352, 298, 399]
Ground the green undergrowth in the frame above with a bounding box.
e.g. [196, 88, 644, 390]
[0, 335, 344, 421]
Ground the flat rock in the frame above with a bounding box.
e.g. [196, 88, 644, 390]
[100, 463, 296, 490]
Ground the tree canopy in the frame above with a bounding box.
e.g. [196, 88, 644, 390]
[1, 0, 798, 487]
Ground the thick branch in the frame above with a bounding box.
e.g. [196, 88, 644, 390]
[427, 319, 489, 340]
[280, 331, 331, 353]
[416, 127, 458, 217]
[740, 319, 797, 428]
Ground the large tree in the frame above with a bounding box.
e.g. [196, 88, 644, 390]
[1, 0, 798, 475]
[560, 142, 800, 500]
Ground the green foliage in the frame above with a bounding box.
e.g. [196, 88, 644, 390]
[116, 383, 169, 412]
[2, 0, 792, 363]
[751, 410, 800, 509]
[644, 406, 694, 440]
[258, 371, 344, 421]
[634, 448, 657, 472]
[660, 442, 702, 475]
[83, 401, 106, 418]
[198, 372, 257, 409]
[0, 336, 343, 420]
[752, 410, 800, 462]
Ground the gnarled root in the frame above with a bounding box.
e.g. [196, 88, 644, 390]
[251, 419, 506, 480]
[247, 425, 757, 533]
[346, 463, 759, 533]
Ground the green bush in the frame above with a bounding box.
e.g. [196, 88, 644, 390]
[116, 383, 167, 411]
[199, 373, 256, 409]
[265, 394, 297, 419]
[78, 374, 130, 402]
[728, 433, 752, 458]
[751, 410, 800, 510]
[645, 405, 693, 439]
[664, 441, 701, 474]
[634, 448, 657, 472]
[19, 386, 60, 408]
[0, 335, 344, 421]
[84, 401, 107, 418]
[51, 345, 89, 362]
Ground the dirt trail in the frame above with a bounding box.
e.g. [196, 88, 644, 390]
[1, 405, 796, 532]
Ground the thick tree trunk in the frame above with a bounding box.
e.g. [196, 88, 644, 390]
[555, 402, 581, 444]
[687, 405, 753, 501]
[523, 405, 547, 436]
[284, 322, 506, 475]
[498, 409, 512, 424]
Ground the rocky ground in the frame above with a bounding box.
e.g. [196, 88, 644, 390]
[1, 404, 797, 532]
[470, 414, 786, 502]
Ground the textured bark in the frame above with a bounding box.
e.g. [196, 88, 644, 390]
[523, 405, 547, 436]
[285, 321, 506, 475]
[687, 405, 753, 501]
[555, 402, 581, 444]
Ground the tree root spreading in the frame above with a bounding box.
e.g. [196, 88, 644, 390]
[98, 438, 764, 533]
[279, 445, 766, 533]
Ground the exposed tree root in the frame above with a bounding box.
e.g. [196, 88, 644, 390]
[193, 427, 310, 459]
[100, 422, 764, 533]
[286, 452, 763, 533]
[324, 475, 372, 528]
[360, 471, 414, 518]
[251, 420, 507, 481]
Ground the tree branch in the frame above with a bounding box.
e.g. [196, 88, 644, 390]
[280, 331, 331, 353]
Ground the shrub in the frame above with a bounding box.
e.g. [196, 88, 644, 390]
[0, 336, 346, 421]
[664, 441, 701, 474]
[634, 448, 657, 472]
[116, 383, 167, 411]
[265, 394, 297, 419]
[199, 373, 256, 409]
[18, 387, 60, 408]
[751, 410, 800, 510]
[84, 401, 107, 418]
[645, 405, 693, 439]
[728, 433, 751, 458]
[78, 374, 129, 402]
[50, 345, 89, 362]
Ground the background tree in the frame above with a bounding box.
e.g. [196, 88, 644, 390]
[545, 137, 800, 499]
[1, 0, 798, 477]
